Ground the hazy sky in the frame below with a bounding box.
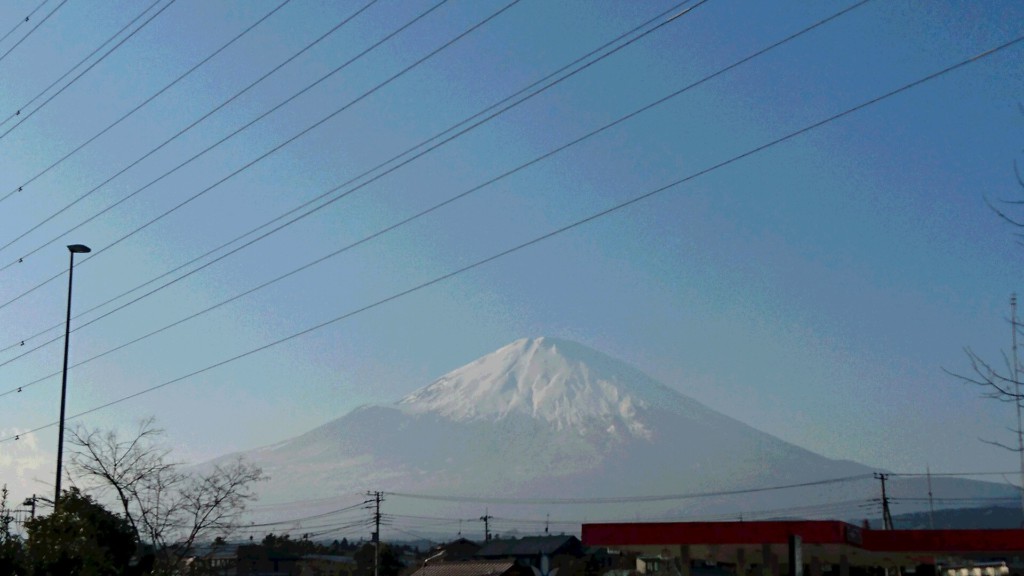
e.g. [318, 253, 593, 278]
[0, 0, 1023, 513]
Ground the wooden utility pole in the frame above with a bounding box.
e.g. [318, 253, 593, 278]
[875, 473, 893, 530]
[367, 491, 383, 576]
[22, 495, 35, 520]
[480, 510, 492, 541]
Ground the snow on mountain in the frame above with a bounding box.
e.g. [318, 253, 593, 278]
[398, 337, 678, 438]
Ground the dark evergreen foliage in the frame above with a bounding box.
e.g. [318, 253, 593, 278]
[24, 488, 136, 576]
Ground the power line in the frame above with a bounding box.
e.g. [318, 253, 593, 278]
[365, 500, 874, 532]
[0, 0, 179, 147]
[247, 499, 372, 528]
[386, 526, 438, 543]
[0, 0, 834, 380]
[0, 0, 705, 336]
[0, 0, 294, 244]
[245, 493, 369, 511]
[0, 0, 458, 273]
[0, 0, 67, 67]
[0, 0, 49, 47]
[0, 0, 530, 379]
[893, 496, 1019, 503]
[0, 0, 564, 358]
[237, 516, 374, 536]
[1, 21, 1019, 445]
[0, 1, 955, 385]
[0, 1, 713, 392]
[0, 0, 523, 367]
[306, 518, 376, 539]
[0, 0, 164, 132]
[0, 0, 697, 354]
[719, 499, 877, 522]
[389, 475, 873, 505]
[0, 0, 376, 246]
[388, 500, 872, 528]
[0, 4, 711, 359]
[890, 470, 1024, 477]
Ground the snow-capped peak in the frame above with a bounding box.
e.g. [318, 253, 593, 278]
[397, 337, 679, 436]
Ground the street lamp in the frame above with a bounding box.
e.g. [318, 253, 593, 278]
[54, 243, 90, 512]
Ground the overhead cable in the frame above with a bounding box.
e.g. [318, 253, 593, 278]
[0, 0, 294, 238]
[0, 0, 459, 273]
[388, 475, 873, 505]
[0, 0, 856, 384]
[246, 499, 372, 528]
[0, 0, 164, 132]
[0, 1, 711, 390]
[1, 21, 1019, 444]
[0, 0, 178, 147]
[0, 0, 693, 353]
[0, 0, 49, 46]
[0, 0, 68, 67]
[890, 470, 1023, 477]
[0, 0, 376, 245]
[892, 496, 1019, 503]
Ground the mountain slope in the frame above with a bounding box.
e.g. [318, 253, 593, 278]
[217, 337, 1015, 522]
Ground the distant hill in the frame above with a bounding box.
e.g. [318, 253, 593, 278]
[884, 505, 1024, 530]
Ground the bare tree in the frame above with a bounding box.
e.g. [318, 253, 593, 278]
[949, 138, 1024, 518]
[69, 418, 180, 543]
[949, 344, 1024, 450]
[958, 134, 1024, 448]
[985, 110, 1024, 244]
[69, 418, 266, 572]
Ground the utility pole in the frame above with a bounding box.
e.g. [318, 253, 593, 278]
[480, 510, 492, 541]
[22, 495, 35, 520]
[1011, 294, 1024, 525]
[367, 491, 383, 576]
[875, 473, 893, 530]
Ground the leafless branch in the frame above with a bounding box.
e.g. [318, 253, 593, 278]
[980, 437, 1024, 452]
[946, 347, 1024, 403]
[68, 417, 266, 571]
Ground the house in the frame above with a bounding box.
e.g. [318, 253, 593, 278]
[476, 535, 584, 564]
[475, 535, 586, 576]
[408, 558, 532, 576]
[436, 538, 484, 561]
[184, 543, 239, 575]
[636, 555, 667, 575]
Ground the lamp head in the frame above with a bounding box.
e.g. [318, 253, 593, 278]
[67, 244, 91, 254]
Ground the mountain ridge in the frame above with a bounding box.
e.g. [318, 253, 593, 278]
[209, 337, 1016, 522]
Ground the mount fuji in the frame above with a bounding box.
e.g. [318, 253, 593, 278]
[220, 337, 1015, 523]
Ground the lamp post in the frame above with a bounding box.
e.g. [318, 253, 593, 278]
[54, 243, 90, 512]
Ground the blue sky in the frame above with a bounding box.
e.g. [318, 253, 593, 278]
[0, 0, 1022, 512]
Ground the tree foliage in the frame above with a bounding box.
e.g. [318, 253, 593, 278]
[24, 488, 136, 576]
[0, 485, 26, 576]
[354, 543, 403, 576]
